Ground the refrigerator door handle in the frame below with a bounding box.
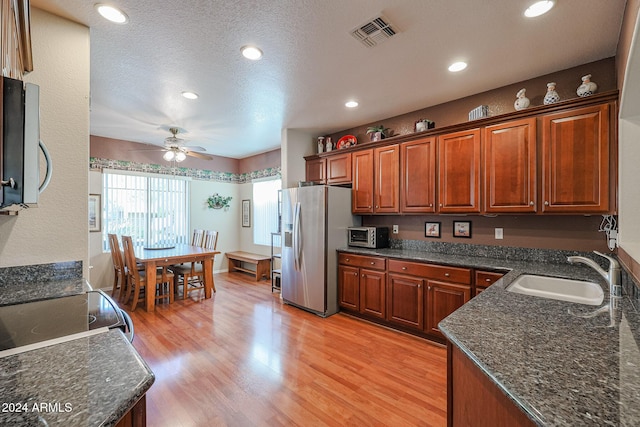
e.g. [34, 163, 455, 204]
[293, 202, 302, 270]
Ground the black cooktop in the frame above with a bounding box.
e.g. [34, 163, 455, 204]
[0, 290, 124, 352]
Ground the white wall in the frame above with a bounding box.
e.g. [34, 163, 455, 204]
[619, 11, 640, 262]
[0, 10, 90, 273]
[281, 128, 315, 188]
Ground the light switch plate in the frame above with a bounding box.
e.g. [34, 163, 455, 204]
[392, 224, 399, 234]
[495, 228, 504, 239]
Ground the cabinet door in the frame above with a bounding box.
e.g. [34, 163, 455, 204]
[326, 152, 352, 184]
[387, 273, 424, 330]
[438, 129, 481, 213]
[305, 158, 326, 184]
[400, 137, 436, 213]
[352, 149, 374, 213]
[360, 269, 386, 319]
[541, 103, 611, 213]
[338, 265, 360, 311]
[374, 144, 400, 213]
[484, 118, 536, 213]
[426, 280, 470, 338]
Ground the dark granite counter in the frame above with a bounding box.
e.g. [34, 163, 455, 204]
[0, 330, 154, 426]
[0, 261, 154, 426]
[339, 246, 640, 426]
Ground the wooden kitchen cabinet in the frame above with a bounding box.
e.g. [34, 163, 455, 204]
[474, 270, 504, 296]
[400, 137, 436, 213]
[338, 253, 387, 319]
[426, 280, 471, 339]
[541, 103, 612, 213]
[438, 129, 481, 213]
[448, 343, 536, 427]
[115, 395, 147, 427]
[483, 118, 537, 213]
[352, 149, 374, 213]
[352, 145, 399, 214]
[326, 152, 352, 184]
[387, 273, 424, 330]
[305, 157, 326, 183]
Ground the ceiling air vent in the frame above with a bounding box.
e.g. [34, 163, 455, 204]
[351, 15, 397, 48]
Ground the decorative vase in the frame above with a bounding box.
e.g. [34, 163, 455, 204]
[317, 137, 324, 153]
[514, 88, 530, 111]
[370, 131, 383, 142]
[576, 74, 597, 97]
[543, 82, 560, 105]
[325, 137, 333, 152]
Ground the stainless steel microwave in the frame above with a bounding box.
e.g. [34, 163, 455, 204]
[347, 227, 389, 249]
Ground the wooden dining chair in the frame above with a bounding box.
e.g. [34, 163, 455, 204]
[191, 229, 205, 246]
[171, 230, 219, 299]
[122, 235, 175, 311]
[108, 233, 127, 300]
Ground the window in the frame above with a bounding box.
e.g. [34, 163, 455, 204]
[102, 170, 190, 249]
[252, 178, 281, 245]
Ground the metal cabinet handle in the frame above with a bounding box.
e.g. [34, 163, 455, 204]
[428, 286, 431, 290]
[402, 266, 407, 270]
[429, 203, 433, 207]
[544, 201, 549, 206]
[444, 273, 450, 277]
[354, 272, 357, 276]
[370, 261, 375, 265]
[485, 278, 491, 282]
[529, 201, 534, 206]
[362, 274, 365, 277]
[346, 258, 350, 261]
[418, 284, 421, 288]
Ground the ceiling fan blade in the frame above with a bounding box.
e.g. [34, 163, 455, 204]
[186, 151, 213, 160]
[129, 147, 165, 152]
[184, 145, 207, 152]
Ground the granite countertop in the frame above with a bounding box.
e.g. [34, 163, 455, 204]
[339, 247, 640, 426]
[0, 330, 154, 426]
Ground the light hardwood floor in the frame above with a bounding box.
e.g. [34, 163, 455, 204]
[123, 272, 447, 427]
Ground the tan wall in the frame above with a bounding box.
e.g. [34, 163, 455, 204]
[0, 9, 90, 271]
[238, 149, 281, 174]
[617, 0, 640, 90]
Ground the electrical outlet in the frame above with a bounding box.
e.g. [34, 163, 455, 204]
[392, 224, 399, 234]
[495, 228, 504, 239]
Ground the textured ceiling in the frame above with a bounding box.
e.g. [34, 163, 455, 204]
[31, 0, 626, 159]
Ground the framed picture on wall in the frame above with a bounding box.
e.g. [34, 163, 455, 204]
[425, 222, 441, 238]
[242, 199, 251, 227]
[453, 221, 472, 238]
[89, 194, 101, 232]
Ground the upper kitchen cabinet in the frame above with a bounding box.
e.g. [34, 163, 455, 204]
[352, 149, 374, 213]
[438, 129, 481, 213]
[352, 145, 399, 214]
[400, 137, 436, 213]
[541, 103, 613, 213]
[305, 157, 326, 184]
[326, 152, 352, 184]
[483, 118, 537, 213]
[374, 144, 400, 213]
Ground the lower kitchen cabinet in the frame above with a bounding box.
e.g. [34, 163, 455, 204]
[338, 253, 387, 319]
[448, 343, 535, 427]
[426, 280, 471, 339]
[387, 273, 424, 330]
[474, 270, 505, 296]
[115, 395, 147, 427]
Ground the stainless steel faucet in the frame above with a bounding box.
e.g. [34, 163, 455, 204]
[567, 251, 622, 297]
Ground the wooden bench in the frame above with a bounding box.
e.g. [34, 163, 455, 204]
[226, 251, 271, 281]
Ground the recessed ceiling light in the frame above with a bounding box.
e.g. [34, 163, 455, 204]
[95, 4, 128, 24]
[241, 46, 263, 60]
[345, 100, 359, 108]
[448, 61, 467, 72]
[181, 91, 199, 100]
[524, 1, 555, 18]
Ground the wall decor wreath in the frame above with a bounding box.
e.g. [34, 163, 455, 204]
[206, 193, 232, 210]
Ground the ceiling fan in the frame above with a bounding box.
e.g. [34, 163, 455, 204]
[160, 127, 213, 162]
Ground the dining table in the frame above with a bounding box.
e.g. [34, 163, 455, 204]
[134, 244, 221, 311]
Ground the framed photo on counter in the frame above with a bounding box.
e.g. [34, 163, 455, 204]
[89, 194, 101, 232]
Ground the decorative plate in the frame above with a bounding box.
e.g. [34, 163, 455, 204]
[336, 135, 357, 150]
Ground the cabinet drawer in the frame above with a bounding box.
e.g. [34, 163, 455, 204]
[475, 270, 504, 287]
[388, 260, 471, 284]
[338, 253, 386, 270]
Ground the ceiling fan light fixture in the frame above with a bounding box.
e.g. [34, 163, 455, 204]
[175, 151, 187, 162]
[181, 91, 199, 100]
[524, 1, 555, 18]
[95, 4, 129, 24]
[163, 150, 175, 161]
[241, 45, 263, 60]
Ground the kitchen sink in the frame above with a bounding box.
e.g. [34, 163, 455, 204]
[507, 274, 604, 306]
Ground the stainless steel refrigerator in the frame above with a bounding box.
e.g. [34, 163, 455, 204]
[281, 185, 359, 317]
